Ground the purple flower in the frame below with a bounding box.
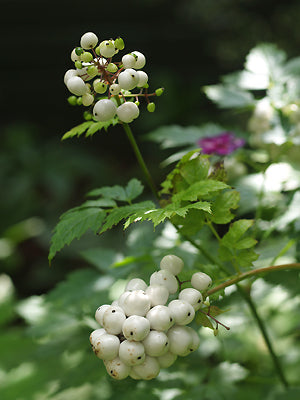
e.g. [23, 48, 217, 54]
[197, 131, 245, 156]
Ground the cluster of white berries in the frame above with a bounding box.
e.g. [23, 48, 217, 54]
[89, 255, 212, 380]
[64, 32, 163, 123]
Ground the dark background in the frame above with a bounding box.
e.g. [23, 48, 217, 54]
[1, 0, 300, 296]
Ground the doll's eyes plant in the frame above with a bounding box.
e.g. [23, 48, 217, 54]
[64, 31, 163, 125]
[52, 33, 300, 387]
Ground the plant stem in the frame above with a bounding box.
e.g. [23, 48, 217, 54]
[206, 263, 300, 296]
[115, 95, 159, 199]
[239, 286, 289, 389]
[121, 122, 159, 199]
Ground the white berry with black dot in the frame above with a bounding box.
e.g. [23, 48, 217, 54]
[122, 315, 150, 341]
[179, 288, 203, 311]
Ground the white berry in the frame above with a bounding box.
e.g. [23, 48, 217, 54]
[80, 32, 98, 49]
[125, 278, 147, 291]
[93, 99, 117, 122]
[122, 54, 136, 69]
[160, 255, 184, 276]
[132, 51, 146, 69]
[179, 288, 203, 311]
[95, 304, 110, 326]
[142, 330, 169, 357]
[99, 40, 116, 58]
[167, 325, 194, 357]
[66, 76, 88, 96]
[93, 333, 120, 360]
[122, 315, 150, 341]
[122, 290, 151, 316]
[89, 328, 106, 352]
[157, 352, 177, 368]
[117, 102, 140, 123]
[118, 69, 139, 90]
[109, 83, 121, 96]
[146, 305, 174, 331]
[132, 356, 160, 380]
[71, 48, 81, 62]
[64, 69, 78, 85]
[168, 299, 195, 325]
[191, 272, 212, 291]
[145, 285, 169, 306]
[136, 71, 148, 87]
[150, 270, 178, 294]
[102, 305, 126, 335]
[119, 340, 145, 366]
[105, 357, 131, 380]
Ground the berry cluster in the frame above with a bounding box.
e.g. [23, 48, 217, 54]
[89, 255, 212, 380]
[64, 32, 163, 123]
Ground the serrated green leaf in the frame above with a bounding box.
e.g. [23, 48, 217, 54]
[63, 198, 117, 215]
[235, 248, 259, 268]
[211, 190, 240, 224]
[195, 311, 214, 329]
[173, 180, 229, 202]
[61, 121, 94, 140]
[124, 178, 144, 201]
[221, 219, 254, 248]
[203, 85, 255, 108]
[85, 117, 119, 137]
[234, 237, 257, 250]
[87, 179, 144, 203]
[100, 201, 155, 233]
[49, 208, 106, 262]
[180, 156, 210, 184]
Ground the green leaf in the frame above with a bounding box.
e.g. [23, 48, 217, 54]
[145, 123, 224, 149]
[211, 190, 240, 224]
[61, 121, 93, 140]
[203, 85, 255, 108]
[100, 201, 155, 233]
[87, 179, 144, 203]
[221, 219, 255, 248]
[49, 208, 106, 262]
[85, 117, 118, 137]
[195, 311, 214, 329]
[173, 180, 229, 202]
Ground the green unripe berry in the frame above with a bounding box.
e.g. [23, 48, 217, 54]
[114, 37, 125, 50]
[147, 102, 155, 112]
[83, 111, 93, 120]
[144, 83, 149, 89]
[81, 51, 93, 62]
[75, 61, 83, 69]
[95, 46, 101, 56]
[106, 63, 118, 73]
[87, 65, 98, 77]
[77, 97, 83, 105]
[135, 101, 140, 106]
[67, 96, 78, 106]
[93, 79, 107, 94]
[75, 47, 84, 56]
[155, 88, 164, 97]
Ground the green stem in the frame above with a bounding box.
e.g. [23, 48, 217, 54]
[239, 287, 289, 389]
[115, 96, 159, 200]
[122, 122, 159, 199]
[207, 263, 300, 296]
